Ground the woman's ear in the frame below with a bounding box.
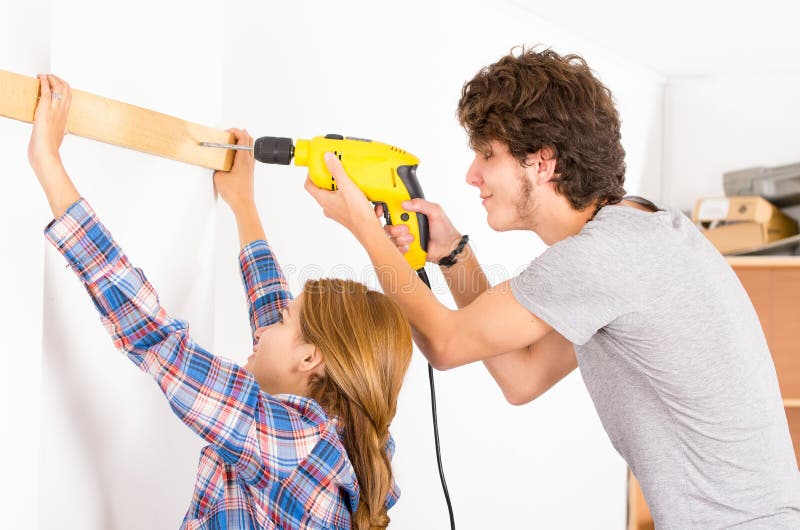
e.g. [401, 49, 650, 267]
[298, 344, 325, 374]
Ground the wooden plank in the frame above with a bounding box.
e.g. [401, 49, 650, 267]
[0, 69, 235, 171]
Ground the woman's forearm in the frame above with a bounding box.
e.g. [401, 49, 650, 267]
[232, 200, 266, 250]
[34, 158, 81, 218]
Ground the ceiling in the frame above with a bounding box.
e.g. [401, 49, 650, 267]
[510, 0, 800, 78]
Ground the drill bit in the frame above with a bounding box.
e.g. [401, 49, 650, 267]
[201, 137, 294, 165]
[199, 141, 253, 151]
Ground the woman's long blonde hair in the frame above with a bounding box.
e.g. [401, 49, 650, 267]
[300, 279, 413, 530]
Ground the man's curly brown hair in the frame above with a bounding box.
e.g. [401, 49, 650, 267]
[457, 47, 626, 212]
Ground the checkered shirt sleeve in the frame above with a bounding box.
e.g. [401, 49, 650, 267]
[44, 199, 328, 489]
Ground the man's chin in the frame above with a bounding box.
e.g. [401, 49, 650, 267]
[486, 214, 510, 232]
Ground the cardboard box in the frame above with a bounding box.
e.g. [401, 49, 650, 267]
[693, 196, 799, 254]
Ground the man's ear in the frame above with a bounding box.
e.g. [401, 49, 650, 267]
[531, 146, 557, 185]
[297, 344, 325, 374]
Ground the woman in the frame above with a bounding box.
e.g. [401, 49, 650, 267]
[30, 73, 412, 530]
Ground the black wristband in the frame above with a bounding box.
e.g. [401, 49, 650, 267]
[437, 234, 469, 268]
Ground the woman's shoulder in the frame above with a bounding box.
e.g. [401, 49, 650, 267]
[269, 392, 330, 427]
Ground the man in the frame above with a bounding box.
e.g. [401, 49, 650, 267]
[305, 47, 800, 528]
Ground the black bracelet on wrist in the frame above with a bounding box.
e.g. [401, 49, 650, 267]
[437, 234, 469, 268]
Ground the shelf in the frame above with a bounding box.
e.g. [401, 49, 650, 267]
[723, 233, 800, 258]
[784, 399, 800, 408]
[726, 256, 800, 268]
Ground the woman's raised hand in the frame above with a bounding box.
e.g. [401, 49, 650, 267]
[213, 128, 256, 211]
[28, 74, 80, 218]
[28, 74, 71, 178]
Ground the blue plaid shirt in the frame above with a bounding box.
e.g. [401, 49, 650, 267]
[44, 198, 399, 529]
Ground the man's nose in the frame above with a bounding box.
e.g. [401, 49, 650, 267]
[465, 160, 482, 187]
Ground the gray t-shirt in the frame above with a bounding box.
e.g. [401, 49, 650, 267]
[510, 197, 800, 529]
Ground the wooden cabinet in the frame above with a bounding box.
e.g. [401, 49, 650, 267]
[627, 257, 800, 530]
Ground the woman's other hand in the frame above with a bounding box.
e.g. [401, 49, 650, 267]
[214, 129, 265, 247]
[213, 128, 255, 212]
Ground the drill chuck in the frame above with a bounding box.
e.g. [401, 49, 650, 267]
[253, 136, 294, 165]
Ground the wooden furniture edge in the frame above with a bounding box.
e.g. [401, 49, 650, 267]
[726, 256, 800, 268]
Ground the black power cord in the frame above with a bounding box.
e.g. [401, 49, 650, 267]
[416, 267, 456, 530]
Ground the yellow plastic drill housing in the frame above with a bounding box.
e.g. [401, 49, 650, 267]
[294, 135, 429, 270]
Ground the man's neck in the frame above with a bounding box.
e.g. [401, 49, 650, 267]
[621, 198, 657, 213]
[532, 196, 597, 245]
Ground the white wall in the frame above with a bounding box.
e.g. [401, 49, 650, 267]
[664, 74, 800, 213]
[1, 1, 662, 528]
[35, 1, 224, 529]
[0, 3, 51, 529]
[217, 1, 663, 528]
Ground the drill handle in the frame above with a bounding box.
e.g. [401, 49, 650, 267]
[396, 165, 429, 253]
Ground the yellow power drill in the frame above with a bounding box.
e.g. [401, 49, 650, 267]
[202, 134, 429, 270]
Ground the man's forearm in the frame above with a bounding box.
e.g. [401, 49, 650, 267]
[231, 200, 266, 250]
[355, 223, 452, 366]
[439, 244, 489, 308]
[449, 249, 535, 388]
[483, 332, 577, 405]
[442, 243, 571, 401]
[352, 222, 554, 370]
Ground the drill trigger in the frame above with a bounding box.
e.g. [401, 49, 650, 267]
[373, 201, 392, 225]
